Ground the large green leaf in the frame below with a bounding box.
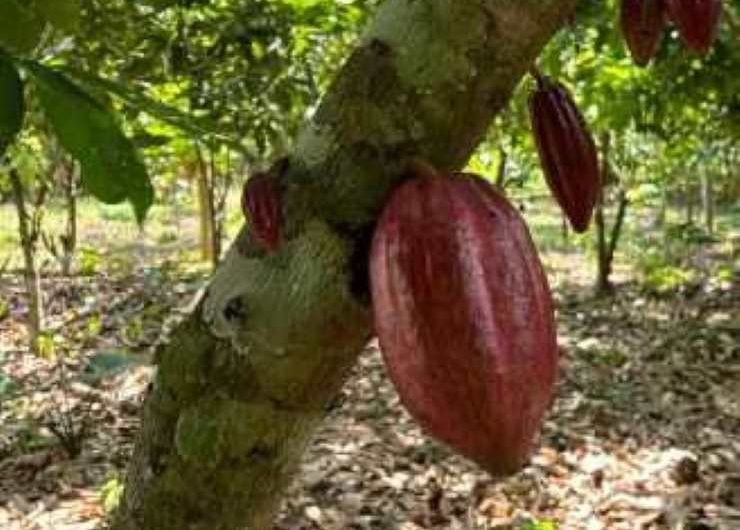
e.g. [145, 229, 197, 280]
[0, 53, 24, 150]
[26, 62, 153, 223]
[63, 67, 245, 152]
[0, 0, 45, 55]
[32, 0, 81, 32]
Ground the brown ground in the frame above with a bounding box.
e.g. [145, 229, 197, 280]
[1, 247, 738, 530]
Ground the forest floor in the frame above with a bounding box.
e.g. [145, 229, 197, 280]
[0, 200, 738, 530]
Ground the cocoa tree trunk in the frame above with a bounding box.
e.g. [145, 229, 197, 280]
[111, 1, 576, 529]
[194, 145, 216, 264]
[61, 161, 78, 276]
[595, 192, 609, 294]
[207, 147, 236, 268]
[605, 190, 628, 283]
[686, 182, 695, 224]
[701, 170, 714, 235]
[9, 168, 45, 353]
[207, 147, 221, 267]
[656, 182, 667, 228]
[495, 146, 507, 189]
[595, 134, 610, 295]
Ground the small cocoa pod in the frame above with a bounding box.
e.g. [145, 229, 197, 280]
[370, 166, 558, 476]
[529, 74, 600, 233]
[241, 171, 283, 252]
[666, 0, 722, 55]
[620, 0, 667, 66]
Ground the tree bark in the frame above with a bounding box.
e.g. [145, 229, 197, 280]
[61, 160, 78, 276]
[604, 189, 628, 288]
[701, 171, 714, 235]
[495, 145, 507, 189]
[595, 134, 610, 296]
[595, 193, 609, 294]
[9, 168, 45, 352]
[111, 1, 576, 529]
[595, 134, 628, 297]
[194, 146, 216, 264]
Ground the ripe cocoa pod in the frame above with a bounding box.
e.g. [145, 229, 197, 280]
[529, 73, 600, 233]
[241, 171, 283, 252]
[666, 0, 722, 55]
[370, 166, 558, 476]
[620, 0, 667, 66]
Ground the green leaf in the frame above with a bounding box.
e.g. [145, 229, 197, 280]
[25, 62, 153, 223]
[31, 0, 81, 32]
[0, 53, 24, 150]
[0, 0, 45, 55]
[62, 67, 246, 153]
[140, 0, 180, 10]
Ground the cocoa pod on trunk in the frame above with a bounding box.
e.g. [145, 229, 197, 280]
[529, 74, 600, 233]
[620, 0, 667, 66]
[241, 171, 283, 252]
[666, 0, 722, 55]
[370, 166, 558, 476]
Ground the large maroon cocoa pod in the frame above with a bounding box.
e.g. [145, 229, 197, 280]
[241, 171, 283, 252]
[370, 168, 558, 476]
[529, 74, 600, 233]
[620, 0, 667, 66]
[666, 0, 722, 55]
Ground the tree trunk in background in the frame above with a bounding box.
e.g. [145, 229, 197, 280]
[495, 146, 507, 189]
[194, 150, 215, 264]
[656, 184, 667, 228]
[561, 214, 569, 244]
[686, 184, 694, 225]
[111, 1, 576, 529]
[209, 151, 222, 267]
[595, 135, 610, 295]
[701, 171, 714, 235]
[606, 191, 628, 288]
[594, 134, 629, 297]
[595, 193, 609, 294]
[60, 161, 78, 276]
[9, 169, 45, 353]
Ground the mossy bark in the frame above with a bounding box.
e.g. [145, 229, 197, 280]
[111, 1, 576, 529]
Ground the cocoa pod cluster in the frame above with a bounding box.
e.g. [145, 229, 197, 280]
[620, 0, 722, 65]
[370, 162, 558, 476]
[528, 72, 600, 234]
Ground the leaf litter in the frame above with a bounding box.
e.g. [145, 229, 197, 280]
[0, 256, 737, 530]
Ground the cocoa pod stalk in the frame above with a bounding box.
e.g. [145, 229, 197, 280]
[241, 170, 283, 252]
[370, 165, 558, 476]
[666, 0, 722, 55]
[620, 0, 667, 66]
[528, 72, 600, 233]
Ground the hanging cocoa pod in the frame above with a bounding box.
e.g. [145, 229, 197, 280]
[370, 164, 558, 476]
[528, 73, 600, 233]
[666, 0, 722, 55]
[620, 0, 667, 66]
[241, 170, 283, 252]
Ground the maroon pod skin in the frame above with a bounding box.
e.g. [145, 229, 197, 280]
[529, 74, 600, 233]
[620, 0, 668, 66]
[241, 171, 283, 252]
[370, 167, 558, 476]
[667, 0, 722, 55]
